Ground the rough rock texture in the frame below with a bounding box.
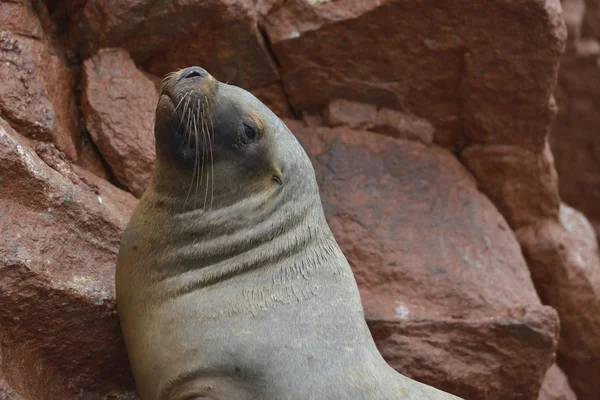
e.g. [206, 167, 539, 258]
[82, 48, 157, 198]
[62, 0, 279, 91]
[373, 108, 435, 145]
[518, 204, 600, 400]
[538, 364, 577, 400]
[261, 0, 566, 152]
[550, 0, 600, 238]
[250, 82, 293, 119]
[324, 99, 435, 144]
[0, 119, 138, 399]
[0, 372, 23, 400]
[325, 99, 378, 130]
[289, 120, 559, 400]
[0, 0, 587, 398]
[582, 0, 600, 36]
[0, 0, 79, 160]
[461, 141, 561, 229]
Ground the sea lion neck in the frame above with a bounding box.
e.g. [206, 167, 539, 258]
[142, 155, 338, 287]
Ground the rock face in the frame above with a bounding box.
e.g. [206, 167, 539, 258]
[518, 204, 600, 400]
[461, 142, 561, 229]
[290, 121, 559, 400]
[550, 0, 600, 239]
[324, 99, 435, 144]
[0, 1, 79, 160]
[0, 120, 137, 399]
[63, 0, 278, 91]
[0, 0, 593, 399]
[82, 48, 157, 198]
[538, 364, 577, 400]
[261, 0, 565, 152]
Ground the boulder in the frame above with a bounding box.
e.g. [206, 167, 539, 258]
[373, 108, 434, 145]
[288, 120, 559, 400]
[0, 372, 23, 400]
[262, 0, 566, 152]
[0, 0, 79, 160]
[461, 142, 561, 229]
[325, 99, 378, 130]
[66, 0, 279, 90]
[538, 364, 577, 400]
[550, 0, 600, 236]
[582, 0, 600, 37]
[517, 204, 600, 400]
[0, 120, 137, 399]
[82, 48, 157, 198]
[250, 82, 294, 118]
[323, 99, 435, 144]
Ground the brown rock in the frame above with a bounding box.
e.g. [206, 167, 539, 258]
[263, 0, 565, 152]
[301, 113, 325, 128]
[289, 120, 559, 400]
[373, 108, 435, 145]
[562, 0, 586, 39]
[550, 27, 600, 228]
[82, 48, 157, 198]
[582, 0, 600, 37]
[325, 99, 377, 129]
[538, 364, 577, 400]
[251, 82, 293, 118]
[0, 120, 137, 399]
[77, 132, 111, 181]
[517, 204, 600, 400]
[68, 0, 278, 90]
[0, 1, 79, 160]
[460, 141, 561, 229]
[0, 371, 23, 400]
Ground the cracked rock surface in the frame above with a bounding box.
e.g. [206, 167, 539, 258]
[0, 0, 598, 399]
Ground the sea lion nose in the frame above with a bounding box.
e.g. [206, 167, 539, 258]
[180, 66, 208, 80]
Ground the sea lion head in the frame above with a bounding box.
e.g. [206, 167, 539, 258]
[153, 66, 310, 209]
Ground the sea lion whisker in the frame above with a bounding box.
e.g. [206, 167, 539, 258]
[158, 70, 182, 94]
[195, 101, 203, 210]
[177, 94, 192, 139]
[193, 108, 202, 210]
[201, 102, 210, 211]
[173, 91, 190, 114]
[207, 95, 216, 210]
[183, 101, 198, 210]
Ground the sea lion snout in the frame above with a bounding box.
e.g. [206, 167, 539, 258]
[178, 66, 209, 81]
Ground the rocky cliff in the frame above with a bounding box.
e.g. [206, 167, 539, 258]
[0, 0, 598, 399]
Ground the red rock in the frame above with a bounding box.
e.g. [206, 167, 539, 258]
[322, 100, 435, 144]
[0, 120, 137, 399]
[251, 82, 293, 118]
[582, 0, 600, 37]
[517, 204, 600, 400]
[301, 113, 325, 128]
[77, 132, 111, 181]
[82, 48, 157, 198]
[538, 364, 577, 400]
[289, 120, 559, 400]
[0, 373, 23, 400]
[68, 0, 278, 90]
[460, 142, 560, 229]
[325, 99, 377, 129]
[550, 1, 600, 231]
[0, 1, 79, 160]
[373, 108, 435, 145]
[562, 0, 586, 38]
[263, 0, 565, 152]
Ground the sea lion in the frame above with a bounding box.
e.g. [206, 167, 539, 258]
[115, 66, 462, 400]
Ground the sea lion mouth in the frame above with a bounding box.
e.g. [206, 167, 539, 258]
[158, 67, 217, 162]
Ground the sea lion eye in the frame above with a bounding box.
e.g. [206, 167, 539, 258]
[241, 121, 260, 144]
